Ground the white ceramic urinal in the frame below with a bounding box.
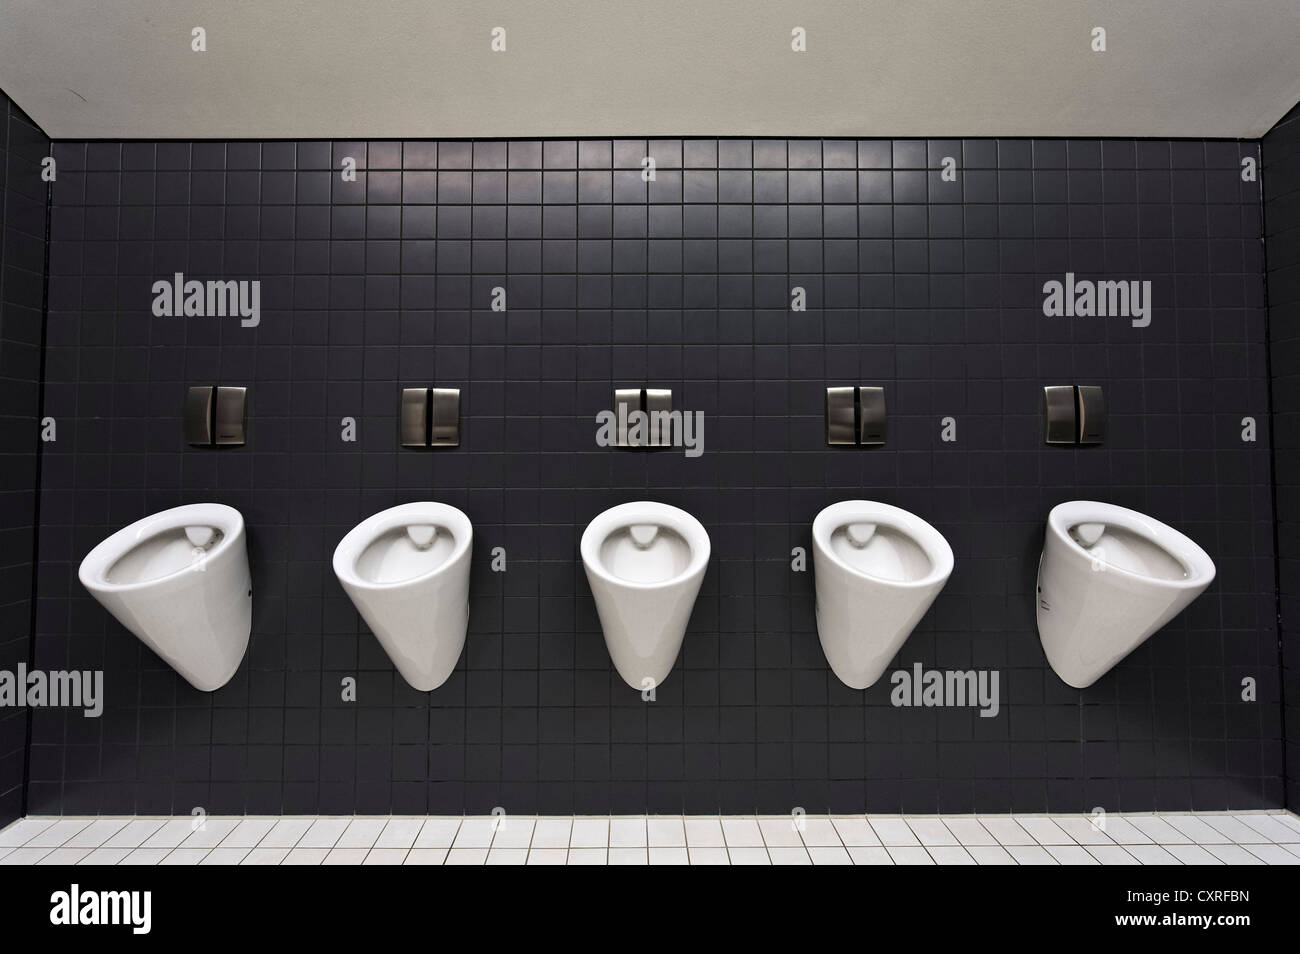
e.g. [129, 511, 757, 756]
[1037, 501, 1215, 688]
[333, 502, 472, 691]
[812, 501, 953, 689]
[79, 503, 251, 691]
[581, 502, 710, 690]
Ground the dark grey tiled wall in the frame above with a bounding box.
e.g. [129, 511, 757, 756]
[30, 136, 1281, 816]
[1263, 103, 1300, 812]
[0, 92, 48, 828]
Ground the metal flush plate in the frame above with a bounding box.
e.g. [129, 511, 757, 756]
[614, 388, 641, 447]
[213, 386, 247, 446]
[430, 388, 460, 447]
[1076, 385, 1106, 445]
[825, 387, 857, 445]
[645, 388, 672, 447]
[185, 385, 215, 445]
[1043, 386, 1077, 445]
[400, 388, 428, 447]
[858, 386, 887, 446]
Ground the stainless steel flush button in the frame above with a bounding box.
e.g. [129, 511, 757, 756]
[185, 385, 215, 446]
[645, 388, 672, 447]
[430, 388, 460, 447]
[185, 385, 247, 447]
[400, 387, 461, 448]
[400, 388, 429, 447]
[858, 386, 886, 446]
[614, 388, 641, 447]
[1076, 385, 1106, 445]
[213, 387, 247, 445]
[825, 387, 857, 445]
[1043, 386, 1077, 445]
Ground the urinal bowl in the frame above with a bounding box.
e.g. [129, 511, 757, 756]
[1036, 501, 1216, 689]
[333, 502, 472, 691]
[78, 503, 252, 692]
[581, 502, 710, 689]
[812, 501, 954, 690]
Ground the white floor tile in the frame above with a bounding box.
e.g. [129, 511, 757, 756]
[1, 847, 52, 864]
[808, 846, 853, 865]
[847, 846, 894, 864]
[403, 848, 448, 865]
[490, 816, 536, 849]
[942, 817, 996, 846]
[181, 818, 241, 849]
[647, 816, 686, 847]
[728, 847, 771, 865]
[1045, 845, 1097, 865]
[830, 816, 880, 846]
[37, 847, 92, 865]
[452, 817, 497, 849]
[1050, 816, 1115, 845]
[927, 845, 976, 865]
[868, 817, 920, 846]
[887, 846, 934, 865]
[322, 848, 369, 865]
[798, 817, 843, 847]
[684, 817, 725, 847]
[757, 816, 804, 847]
[531, 817, 572, 849]
[609, 816, 647, 848]
[486, 848, 528, 865]
[721, 817, 763, 847]
[976, 816, 1034, 846]
[0, 818, 54, 847]
[258, 818, 315, 848]
[363, 848, 408, 865]
[567, 848, 607, 865]
[282, 847, 329, 865]
[570, 817, 609, 848]
[78, 847, 132, 865]
[1093, 816, 1152, 844]
[1273, 813, 1300, 836]
[220, 818, 278, 849]
[1123, 816, 1190, 844]
[1193, 814, 1260, 844]
[374, 817, 424, 849]
[1123, 844, 1182, 865]
[413, 817, 461, 849]
[1005, 845, 1056, 865]
[767, 846, 812, 865]
[297, 818, 351, 850]
[336, 818, 387, 849]
[1160, 814, 1230, 844]
[526, 848, 568, 865]
[240, 847, 290, 865]
[1087, 846, 1140, 865]
[1234, 814, 1300, 843]
[64, 818, 130, 849]
[1203, 844, 1264, 865]
[688, 846, 730, 865]
[967, 845, 1015, 865]
[1162, 843, 1222, 865]
[647, 846, 689, 864]
[160, 848, 210, 865]
[118, 848, 169, 866]
[1013, 816, 1074, 845]
[444, 847, 489, 865]
[200, 848, 250, 865]
[607, 847, 648, 864]
[26, 818, 91, 848]
[1243, 844, 1299, 864]
[142, 819, 199, 850]
[906, 817, 958, 846]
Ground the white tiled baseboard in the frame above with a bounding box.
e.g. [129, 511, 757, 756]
[2, 811, 1297, 866]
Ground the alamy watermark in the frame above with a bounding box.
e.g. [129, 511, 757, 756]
[151, 272, 261, 327]
[890, 662, 1000, 718]
[1042, 272, 1151, 327]
[0, 664, 103, 717]
[596, 405, 704, 457]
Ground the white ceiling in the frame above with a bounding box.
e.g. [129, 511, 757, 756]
[2, 0, 1298, 140]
